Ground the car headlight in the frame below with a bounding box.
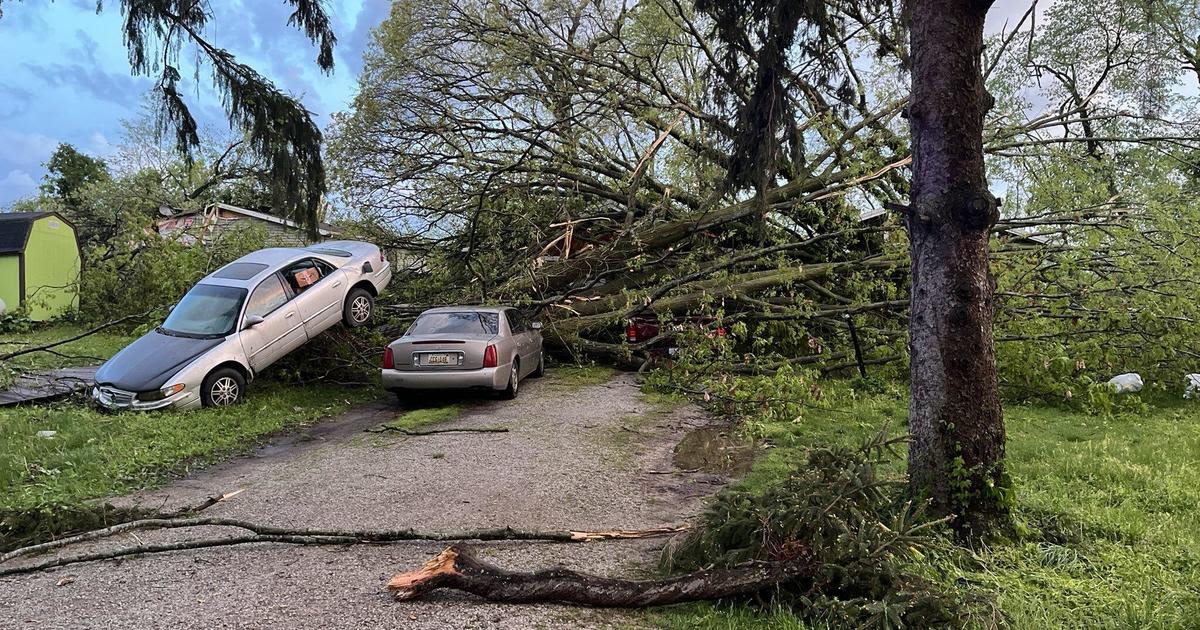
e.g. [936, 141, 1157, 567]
[136, 383, 185, 402]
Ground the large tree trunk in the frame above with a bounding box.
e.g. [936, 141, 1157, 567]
[906, 0, 1008, 534]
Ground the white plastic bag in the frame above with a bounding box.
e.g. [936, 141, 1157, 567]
[1107, 373, 1143, 394]
[1185, 374, 1200, 399]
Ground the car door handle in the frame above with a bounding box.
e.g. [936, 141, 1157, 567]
[285, 312, 295, 319]
[333, 281, 342, 288]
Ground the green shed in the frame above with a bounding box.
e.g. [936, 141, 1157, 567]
[0, 212, 81, 321]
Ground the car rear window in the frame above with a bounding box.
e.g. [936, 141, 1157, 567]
[212, 262, 268, 280]
[409, 312, 499, 335]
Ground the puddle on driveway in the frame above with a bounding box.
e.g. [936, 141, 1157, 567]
[673, 426, 756, 475]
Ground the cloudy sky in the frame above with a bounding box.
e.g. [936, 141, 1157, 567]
[0, 1, 1039, 208]
[0, 0, 390, 207]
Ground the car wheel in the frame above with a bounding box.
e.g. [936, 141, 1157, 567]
[201, 368, 245, 407]
[501, 360, 520, 400]
[532, 351, 545, 377]
[343, 288, 374, 328]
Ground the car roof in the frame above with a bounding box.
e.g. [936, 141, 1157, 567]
[198, 246, 347, 288]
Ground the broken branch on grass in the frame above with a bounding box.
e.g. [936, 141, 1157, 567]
[387, 545, 809, 606]
[364, 426, 510, 436]
[0, 309, 159, 362]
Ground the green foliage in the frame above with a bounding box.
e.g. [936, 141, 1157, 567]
[77, 217, 267, 324]
[663, 429, 976, 629]
[39, 143, 110, 207]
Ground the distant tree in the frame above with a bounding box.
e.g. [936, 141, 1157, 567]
[40, 144, 111, 207]
[0, 0, 335, 236]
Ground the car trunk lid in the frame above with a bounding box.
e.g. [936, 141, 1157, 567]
[389, 333, 496, 370]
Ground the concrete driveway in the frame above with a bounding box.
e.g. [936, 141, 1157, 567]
[1, 371, 729, 629]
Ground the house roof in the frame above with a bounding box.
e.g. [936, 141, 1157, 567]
[165, 203, 339, 237]
[0, 212, 54, 254]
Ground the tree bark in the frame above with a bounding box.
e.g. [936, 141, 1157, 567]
[906, 0, 1008, 534]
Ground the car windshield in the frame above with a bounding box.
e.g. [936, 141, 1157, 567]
[408, 312, 499, 336]
[161, 284, 247, 338]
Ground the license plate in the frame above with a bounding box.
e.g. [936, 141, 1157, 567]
[422, 353, 456, 366]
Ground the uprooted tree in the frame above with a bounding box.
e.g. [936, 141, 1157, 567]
[331, 0, 1200, 531]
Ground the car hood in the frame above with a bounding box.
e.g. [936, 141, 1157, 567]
[95, 330, 224, 392]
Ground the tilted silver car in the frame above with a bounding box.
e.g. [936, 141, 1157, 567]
[93, 241, 392, 410]
[381, 306, 544, 399]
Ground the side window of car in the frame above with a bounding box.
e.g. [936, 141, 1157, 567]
[283, 259, 325, 294]
[246, 275, 289, 319]
[506, 310, 526, 333]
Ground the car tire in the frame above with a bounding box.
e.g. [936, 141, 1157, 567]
[501, 360, 520, 400]
[343, 288, 374, 328]
[532, 351, 545, 377]
[201, 367, 245, 408]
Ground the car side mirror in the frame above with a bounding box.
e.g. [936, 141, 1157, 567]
[243, 315, 265, 329]
[531, 321, 543, 330]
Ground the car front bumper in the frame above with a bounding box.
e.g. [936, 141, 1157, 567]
[381, 365, 509, 391]
[92, 385, 202, 411]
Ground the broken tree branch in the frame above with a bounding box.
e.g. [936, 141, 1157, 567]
[364, 426, 510, 436]
[0, 309, 159, 362]
[0, 518, 688, 576]
[387, 545, 809, 606]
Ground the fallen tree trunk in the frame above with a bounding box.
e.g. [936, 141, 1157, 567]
[387, 545, 809, 606]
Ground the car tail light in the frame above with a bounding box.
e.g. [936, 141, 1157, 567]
[382, 347, 394, 369]
[482, 344, 498, 368]
[626, 323, 637, 342]
[379, 248, 385, 262]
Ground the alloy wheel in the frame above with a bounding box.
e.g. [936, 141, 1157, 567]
[210, 377, 240, 406]
[351, 296, 372, 323]
[511, 363, 519, 395]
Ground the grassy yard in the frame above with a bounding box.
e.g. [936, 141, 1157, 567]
[0, 324, 378, 545]
[654, 382, 1200, 629]
[0, 382, 374, 514]
[0, 324, 138, 388]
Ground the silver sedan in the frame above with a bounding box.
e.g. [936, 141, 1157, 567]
[93, 241, 392, 410]
[381, 306, 544, 399]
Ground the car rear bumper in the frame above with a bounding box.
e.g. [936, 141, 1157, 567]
[381, 365, 509, 391]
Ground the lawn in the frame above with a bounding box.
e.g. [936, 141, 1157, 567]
[0, 323, 138, 388]
[0, 324, 378, 546]
[653, 382, 1200, 629]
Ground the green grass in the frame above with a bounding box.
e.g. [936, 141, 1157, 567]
[0, 381, 375, 513]
[544, 362, 618, 389]
[383, 403, 469, 431]
[655, 382, 1200, 629]
[0, 323, 379, 545]
[0, 324, 138, 387]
